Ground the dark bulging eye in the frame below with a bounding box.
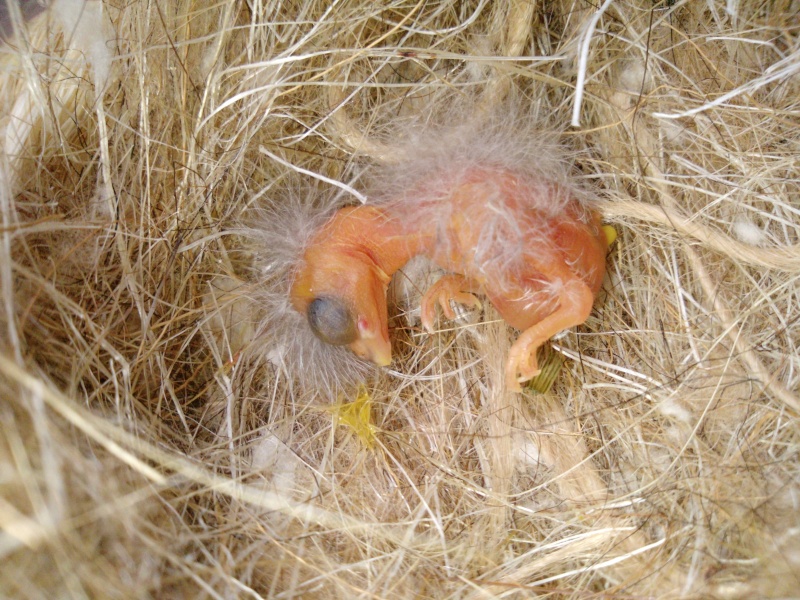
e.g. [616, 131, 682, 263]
[307, 296, 357, 346]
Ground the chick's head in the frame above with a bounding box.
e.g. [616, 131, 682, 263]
[290, 235, 392, 368]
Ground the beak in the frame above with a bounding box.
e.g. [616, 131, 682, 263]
[350, 335, 392, 367]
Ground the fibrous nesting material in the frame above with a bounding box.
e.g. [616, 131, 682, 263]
[1, 1, 799, 598]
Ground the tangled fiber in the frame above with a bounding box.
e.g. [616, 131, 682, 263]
[1, 1, 799, 597]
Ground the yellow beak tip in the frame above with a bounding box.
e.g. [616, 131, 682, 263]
[602, 224, 618, 246]
[374, 353, 392, 367]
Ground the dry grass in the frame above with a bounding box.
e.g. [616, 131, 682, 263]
[1, 0, 799, 597]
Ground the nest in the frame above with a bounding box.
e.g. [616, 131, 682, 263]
[1, 1, 799, 597]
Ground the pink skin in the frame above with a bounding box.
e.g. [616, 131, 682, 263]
[291, 206, 427, 366]
[291, 168, 608, 391]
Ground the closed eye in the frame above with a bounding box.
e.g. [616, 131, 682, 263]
[307, 296, 358, 346]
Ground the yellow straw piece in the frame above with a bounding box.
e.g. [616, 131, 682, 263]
[330, 386, 377, 448]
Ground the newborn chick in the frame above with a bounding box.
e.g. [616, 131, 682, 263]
[290, 165, 610, 391]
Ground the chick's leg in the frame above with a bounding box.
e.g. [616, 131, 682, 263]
[506, 280, 595, 391]
[420, 274, 482, 333]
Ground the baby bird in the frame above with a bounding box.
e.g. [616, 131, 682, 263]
[290, 164, 610, 391]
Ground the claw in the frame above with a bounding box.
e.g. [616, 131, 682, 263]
[420, 274, 481, 332]
[505, 343, 541, 392]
